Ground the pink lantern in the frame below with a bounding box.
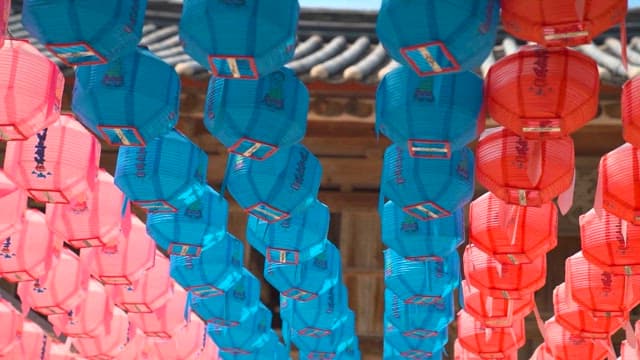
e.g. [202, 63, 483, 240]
[0, 1, 9, 48]
[0, 169, 28, 239]
[47, 169, 132, 249]
[0, 39, 64, 140]
[4, 114, 100, 204]
[461, 280, 534, 328]
[145, 313, 208, 359]
[0, 209, 63, 282]
[17, 248, 89, 316]
[456, 309, 525, 358]
[128, 284, 187, 339]
[544, 317, 611, 360]
[109, 252, 173, 314]
[82, 217, 155, 286]
[0, 298, 22, 356]
[2, 320, 52, 359]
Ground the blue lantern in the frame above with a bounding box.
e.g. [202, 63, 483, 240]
[72, 46, 180, 147]
[205, 67, 308, 160]
[180, 0, 299, 79]
[226, 144, 322, 223]
[381, 200, 464, 258]
[383, 249, 460, 305]
[21, 0, 146, 66]
[247, 200, 329, 264]
[219, 331, 286, 360]
[376, 67, 483, 158]
[290, 311, 356, 354]
[170, 233, 244, 298]
[264, 240, 341, 302]
[383, 331, 446, 360]
[114, 130, 208, 213]
[380, 145, 474, 221]
[376, 0, 499, 76]
[384, 290, 454, 338]
[190, 269, 260, 328]
[208, 303, 273, 355]
[146, 186, 228, 257]
[299, 337, 361, 360]
[280, 283, 349, 333]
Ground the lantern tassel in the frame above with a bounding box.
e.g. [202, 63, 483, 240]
[509, 205, 521, 247]
[527, 139, 543, 186]
[575, 0, 586, 22]
[557, 168, 576, 215]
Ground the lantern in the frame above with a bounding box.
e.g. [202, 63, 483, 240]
[476, 127, 575, 208]
[454, 339, 518, 360]
[128, 284, 187, 339]
[463, 244, 546, 299]
[461, 280, 534, 328]
[72, 47, 180, 147]
[247, 200, 329, 264]
[376, 67, 483, 157]
[226, 144, 322, 223]
[216, 332, 285, 359]
[1, 321, 51, 360]
[0, 0, 8, 48]
[302, 337, 361, 360]
[49, 342, 77, 360]
[457, 309, 525, 358]
[280, 284, 350, 336]
[146, 185, 228, 257]
[145, 313, 208, 359]
[0, 39, 64, 140]
[264, 240, 341, 301]
[205, 67, 308, 159]
[598, 143, 640, 225]
[622, 76, 640, 148]
[0, 170, 27, 239]
[469, 191, 558, 264]
[4, 114, 101, 204]
[581, 208, 640, 275]
[485, 46, 599, 138]
[0, 209, 62, 283]
[381, 200, 464, 258]
[208, 303, 272, 354]
[384, 289, 454, 337]
[380, 145, 474, 221]
[179, 0, 298, 79]
[46, 169, 131, 249]
[82, 217, 155, 285]
[384, 248, 461, 304]
[0, 298, 22, 356]
[383, 324, 446, 359]
[544, 316, 611, 360]
[376, 0, 498, 76]
[291, 311, 356, 354]
[21, 0, 146, 65]
[169, 233, 244, 298]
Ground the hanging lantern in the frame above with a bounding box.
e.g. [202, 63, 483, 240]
[115, 129, 208, 213]
[215, 331, 285, 359]
[544, 316, 612, 360]
[21, 0, 146, 66]
[128, 284, 187, 339]
[291, 311, 356, 355]
[486, 46, 599, 138]
[384, 248, 460, 304]
[205, 67, 308, 160]
[226, 144, 322, 223]
[376, 0, 498, 76]
[461, 280, 534, 328]
[179, 0, 298, 79]
[457, 309, 525, 358]
[463, 244, 546, 299]
[476, 127, 575, 208]
[0, 170, 27, 240]
[145, 313, 208, 359]
[72, 46, 180, 147]
[381, 200, 464, 258]
[581, 208, 640, 275]
[1, 320, 51, 359]
[146, 185, 228, 257]
[454, 339, 518, 360]
[302, 337, 360, 360]
[169, 233, 244, 298]
[384, 289, 454, 338]
[376, 67, 484, 157]
[622, 76, 640, 148]
[0, 298, 22, 356]
[46, 169, 131, 249]
[598, 143, 640, 225]
[247, 200, 329, 264]
[0, 39, 64, 141]
[4, 114, 101, 204]
[383, 326, 446, 359]
[469, 191, 558, 264]
[208, 303, 272, 354]
[0, 209, 62, 282]
[82, 217, 155, 286]
[380, 144, 474, 221]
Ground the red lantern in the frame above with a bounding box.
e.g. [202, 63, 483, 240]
[0, 169, 27, 239]
[621, 76, 640, 149]
[476, 128, 575, 209]
[454, 339, 517, 360]
[0, 209, 62, 282]
[1, 320, 52, 359]
[463, 244, 546, 299]
[0, 39, 64, 140]
[4, 114, 101, 204]
[461, 280, 534, 328]
[457, 309, 525, 358]
[145, 313, 208, 359]
[469, 191, 558, 264]
[544, 316, 611, 360]
[597, 143, 640, 225]
[0, 298, 22, 356]
[128, 284, 187, 339]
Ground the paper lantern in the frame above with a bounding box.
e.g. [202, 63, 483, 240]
[384, 289, 454, 337]
[486, 46, 599, 138]
[205, 67, 308, 160]
[179, 0, 298, 79]
[622, 76, 640, 148]
[21, 0, 146, 65]
[0, 39, 64, 141]
[145, 313, 208, 360]
[215, 331, 285, 360]
[82, 217, 155, 285]
[46, 169, 131, 249]
[463, 244, 546, 299]
[146, 185, 228, 257]
[376, 0, 498, 76]
[381, 145, 474, 221]
[454, 339, 518, 360]
[73, 46, 179, 147]
[291, 311, 356, 354]
[301, 337, 361, 360]
[457, 309, 525, 358]
[381, 200, 464, 258]
[469, 191, 558, 264]
[383, 324, 447, 359]
[226, 144, 322, 223]
[208, 303, 272, 354]
[461, 280, 534, 329]
[4, 114, 101, 203]
[128, 285, 187, 339]
[169, 233, 244, 298]
[0, 298, 22, 356]
[265, 240, 341, 301]
[598, 143, 640, 225]
[544, 316, 611, 360]
[384, 248, 460, 304]
[280, 283, 350, 336]
[476, 127, 575, 207]
[0, 209, 62, 283]
[0, 0, 8, 48]
[0, 169, 27, 239]
[1, 321, 52, 360]
[376, 67, 483, 157]
[247, 200, 328, 264]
